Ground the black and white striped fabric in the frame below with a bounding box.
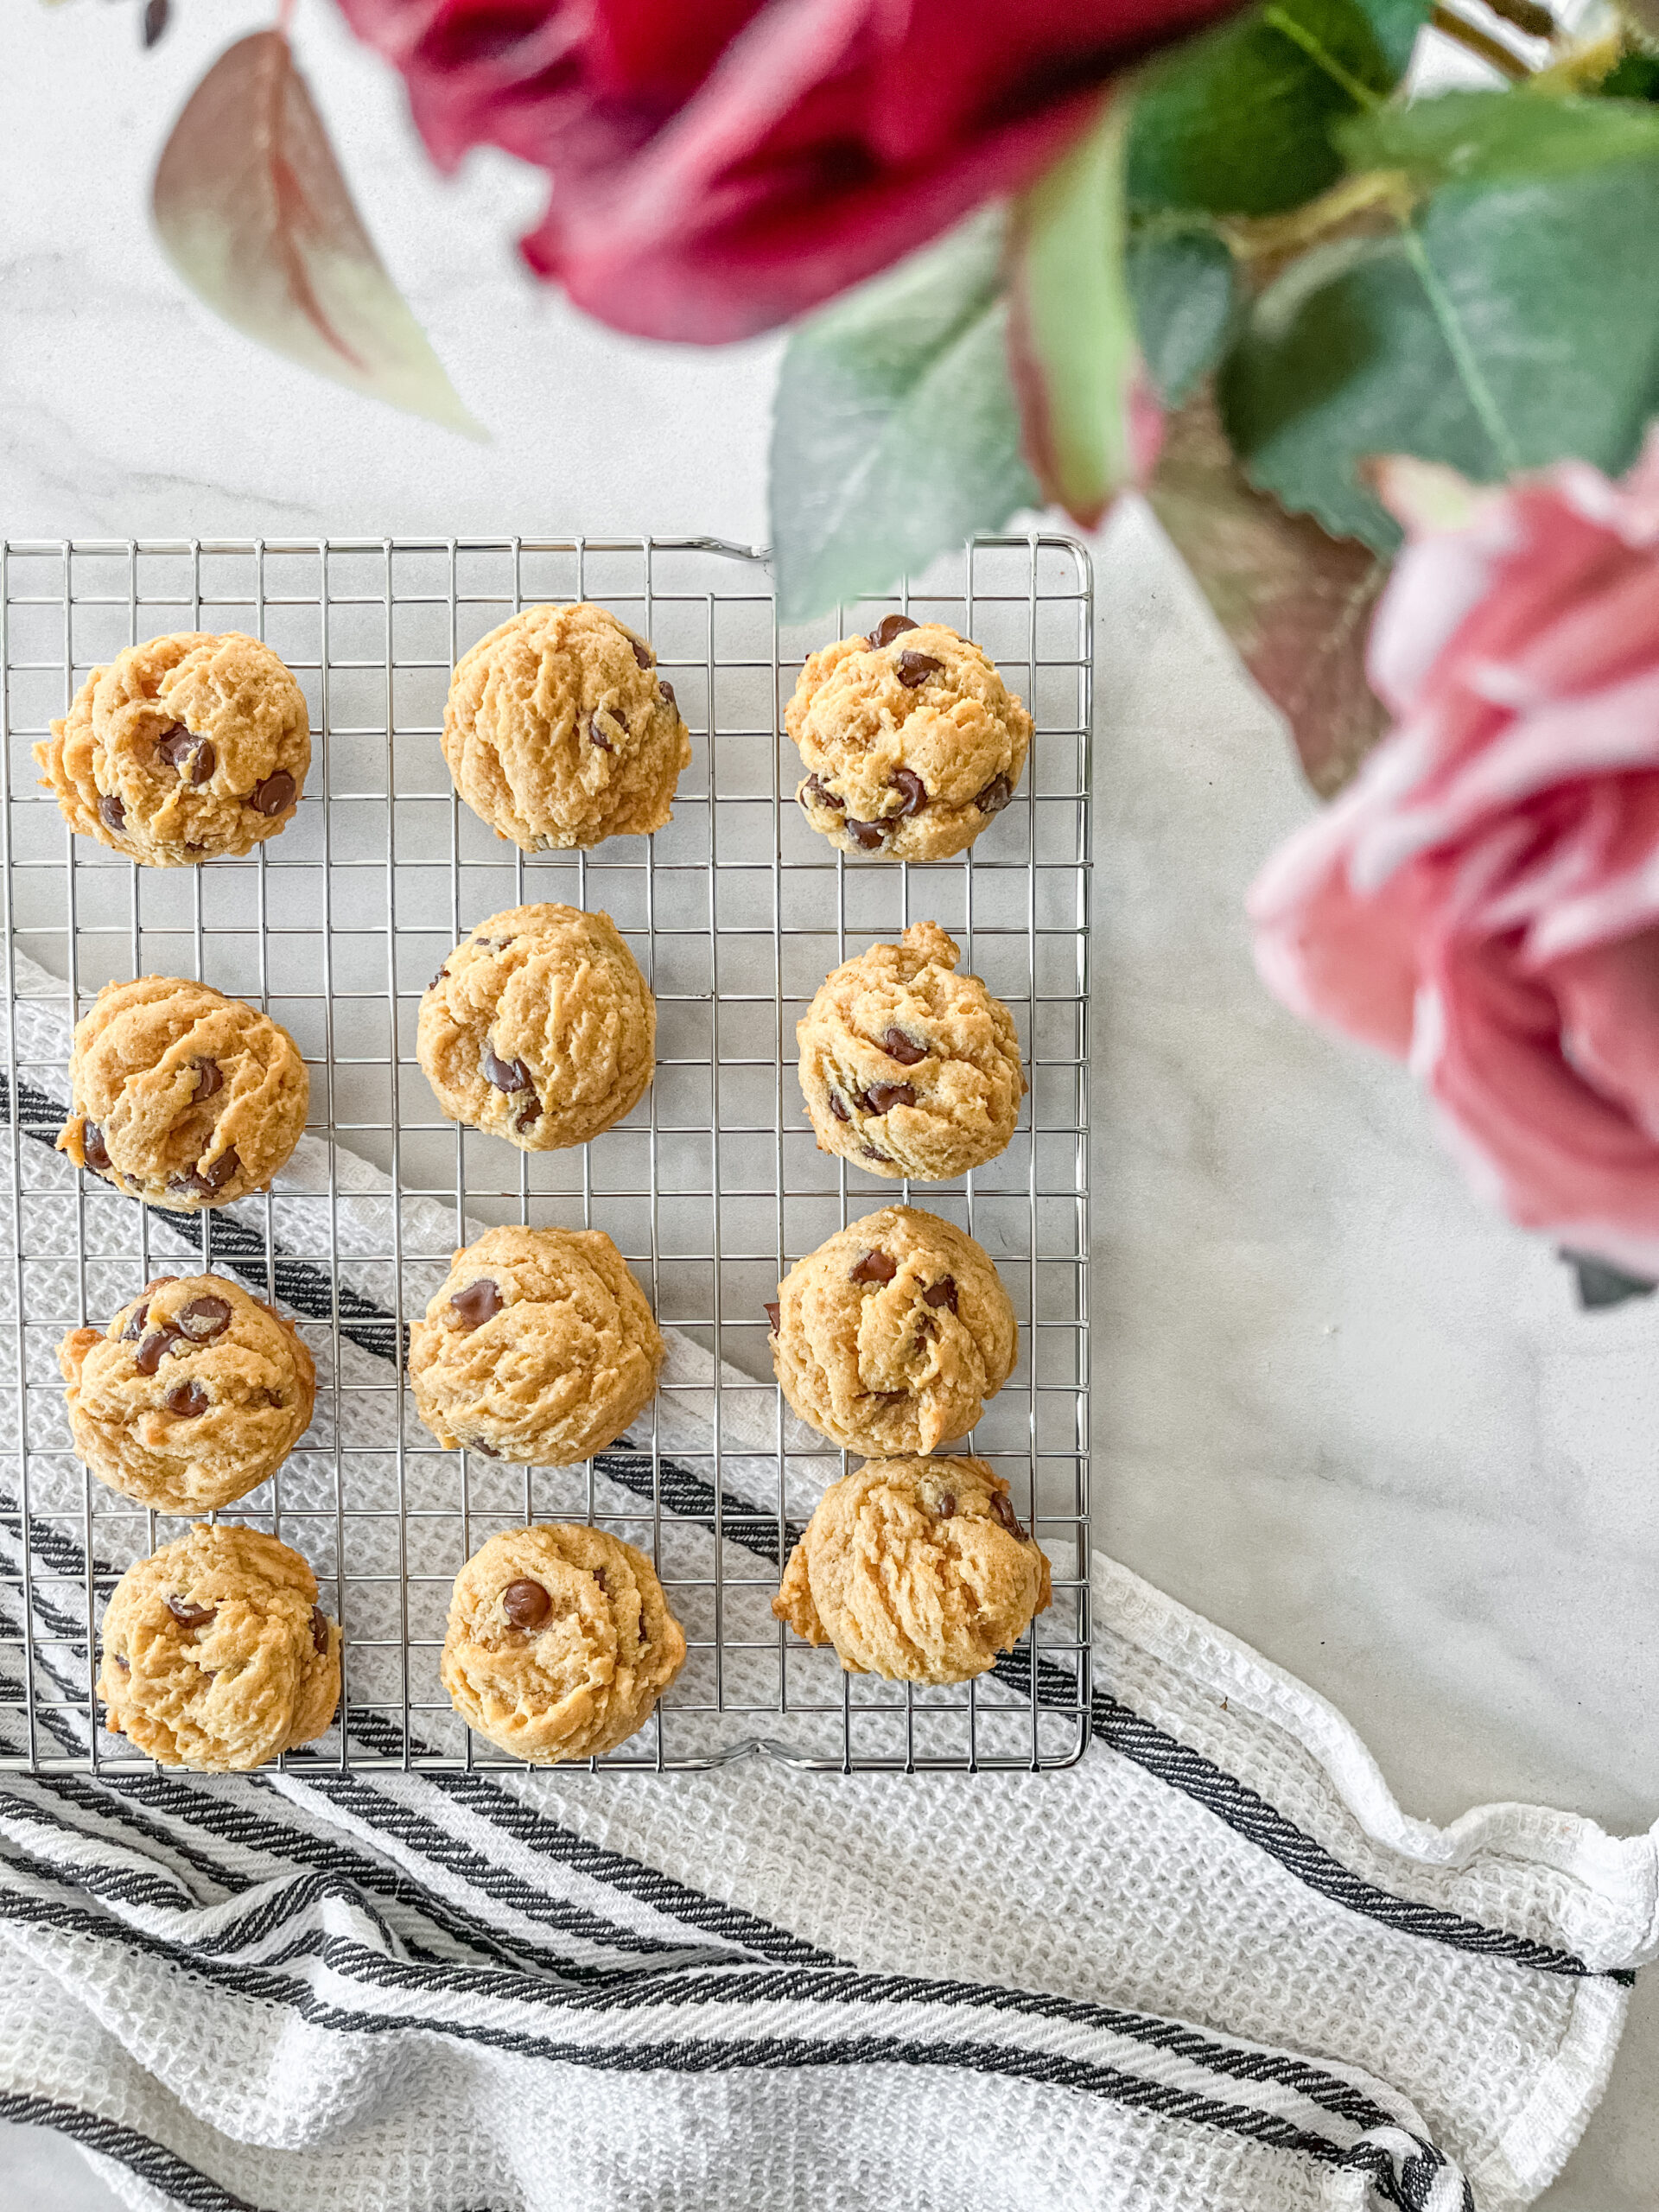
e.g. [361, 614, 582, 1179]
[2, 962, 1656, 2210]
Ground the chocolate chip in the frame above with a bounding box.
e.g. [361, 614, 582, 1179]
[847, 817, 885, 851]
[638, 1611, 647, 1643]
[121, 1301, 150, 1340]
[630, 638, 653, 671]
[888, 766, 928, 816]
[935, 1491, 957, 1518]
[883, 1028, 926, 1066]
[177, 1294, 231, 1342]
[990, 1491, 1026, 1538]
[114, 1653, 130, 1671]
[658, 679, 676, 708]
[429, 966, 449, 990]
[168, 1147, 239, 1203]
[514, 1096, 542, 1133]
[134, 1328, 180, 1375]
[867, 614, 918, 649]
[588, 712, 614, 752]
[482, 1047, 533, 1093]
[466, 1438, 501, 1459]
[862, 1083, 916, 1115]
[81, 1122, 111, 1172]
[502, 1578, 551, 1629]
[923, 1276, 958, 1313]
[194, 1058, 223, 1101]
[859, 1145, 889, 1163]
[765, 1300, 781, 1332]
[896, 651, 943, 690]
[99, 794, 126, 833]
[828, 1091, 850, 1123]
[166, 1595, 216, 1630]
[159, 725, 215, 784]
[164, 1378, 208, 1418]
[803, 774, 844, 812]
[874, 1388, 908, 1403]
[592, 1567, 607, 1592]
[975, 774, 1013, 816]
[250, 771, 296, 817]
[310, 1605, 328, 1655]
[450, 1278, 503, 1328]
[849, 1249, 897, 1286]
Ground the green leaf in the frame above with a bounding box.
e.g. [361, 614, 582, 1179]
[1008, 98, 1146, 528]
[1351, 0, 1434, 76]
[768, 209, 1038, 624]
[1147, 391, 1388, 795]
[1339, 88, 1659, 184]
[1219, 154, 1659, 549]
[153, 31, 481, 435]
[1127, 0, 1400, 219]
[1127, 228, 1239, 404]
[1600, 54, 1659, 101]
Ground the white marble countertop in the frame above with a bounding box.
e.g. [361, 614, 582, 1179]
[5, 5, 1655, 2207]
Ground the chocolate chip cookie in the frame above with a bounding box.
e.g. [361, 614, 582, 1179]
[58, 976, 309, 1209]
[441, 1522, 686, 1761]
[417, 904, 654, 1152]
[410, 1225, 664, 1465]
[99, 1522, 340, 1771]
[798, 922, 1026, 1180]
[787, 618, 1031, 861]
[35, 631, 308, 866]
[443, 602, 690, 851]
[769, 1205, 1017, 1455]
[774, 1455, 1050, 1682]
[60, 1274, 315, 1513]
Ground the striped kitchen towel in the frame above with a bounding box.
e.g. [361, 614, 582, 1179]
[1, 952, 1656, 2212]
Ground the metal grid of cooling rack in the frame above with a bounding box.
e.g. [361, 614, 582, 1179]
[0, 533, 1092, 1775]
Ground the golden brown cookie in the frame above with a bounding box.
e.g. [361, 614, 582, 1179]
[441, 1523, 686, 1761]
[60, 1274, 315, 1514]
[774, 1455, 1050, 1682]
[417, 905, 654, 1152]
[410, 1225, 664, 1465]
[787, 618, 1031, 861]
[443, 602, 690, 851]
[35, 631, 308, 866]
[798, 922, 1026, 1180]
[99, 1523, 340, 1771]
[769, 1205, 1017, 1455]
[58, 976, 309, 1209]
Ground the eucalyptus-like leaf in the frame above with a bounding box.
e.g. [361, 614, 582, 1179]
[153, 30, 482, 435]
[1009, 97, 1154, 531]
[1339, 86, 1659, 184]
[1147, 391, 1388, 795]
[768, 209, 1037, 625]
[1127, 228, 1239, 405]
[1220, 150, 1659, 548]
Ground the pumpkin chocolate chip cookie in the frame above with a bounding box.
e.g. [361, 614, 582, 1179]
[769, 1205, 1017, 1455]
[441, 1522, 686, 1761]
[410, 1225, 664, 1465]
[787, 617, 1031, 861]
[60, 1274, 315, 1514]
[417, 904, 654, 1152]
[35, 631, 308, 865]
[99, 1522, 341, 1771]
[774, 1455, 1050, 1682]
[798, 921, 1026, 1180]
[443, 601, 690, 851]
[58, 976, 308, 1209]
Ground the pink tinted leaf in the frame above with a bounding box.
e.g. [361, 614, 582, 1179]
[1007, 93, 1156, 530]
[153, 30, 482, 435]
[1148, 391, 1389, 796]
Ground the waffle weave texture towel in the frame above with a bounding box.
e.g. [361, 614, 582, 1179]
[1, 950, 1656, 2212]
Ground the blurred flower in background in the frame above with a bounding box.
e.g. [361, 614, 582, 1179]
[1250, 441, 1659, 1281]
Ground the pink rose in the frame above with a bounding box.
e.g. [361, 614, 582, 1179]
[334, 0, 1243, 342]
[1249, 437, 1659, 1276]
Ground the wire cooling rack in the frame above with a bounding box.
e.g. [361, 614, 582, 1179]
[0, 534, 1091, 1775]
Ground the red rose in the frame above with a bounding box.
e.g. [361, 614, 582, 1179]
[335, 0, 1241, 341]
